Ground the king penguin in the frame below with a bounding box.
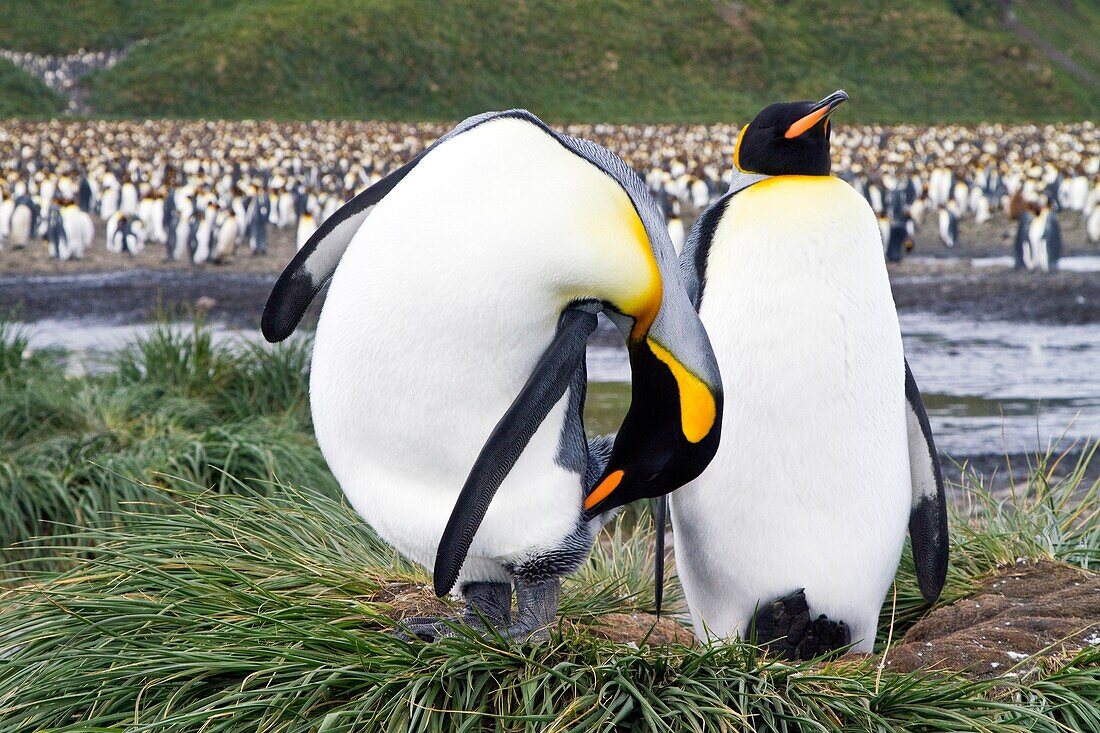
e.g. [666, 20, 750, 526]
[262, 109, 723, 642]
[672, 91, 948, 659]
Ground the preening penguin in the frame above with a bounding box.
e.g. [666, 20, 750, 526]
[262, 110, 723, 641]
[673, 91, 948, 659]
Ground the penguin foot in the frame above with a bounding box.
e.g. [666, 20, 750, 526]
[498, 576, 560, 644]
[394, 615, 477, 641]
[750, 589, 851, 661]
[394, 580, 512, 642]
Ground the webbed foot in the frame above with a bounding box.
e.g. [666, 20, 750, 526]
[394, 580, 512, 641]
[751, 588, 851, 661]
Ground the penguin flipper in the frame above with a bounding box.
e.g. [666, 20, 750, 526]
[433, 308, 599, 597]
[904, 359, 949, 604]
[260, 151, 427, 342]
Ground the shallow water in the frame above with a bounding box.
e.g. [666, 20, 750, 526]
[586, 312, 1100, 458]
[18, 311, 1100, 459]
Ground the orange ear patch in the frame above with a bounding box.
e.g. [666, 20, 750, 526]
[585, 469, 624, 510]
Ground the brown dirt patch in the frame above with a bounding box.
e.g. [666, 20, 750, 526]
[574, 612, 696, 646]
[885, 560, 1100, 678]
[371, 580, 454, 620]
[371, 580, 694, 646]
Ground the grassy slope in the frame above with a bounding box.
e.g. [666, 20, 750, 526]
[0, 320, 1098, 730]
[1013, 0, 1100, 83]
[0, 0, 223, 54]
[0, 58, 64, 118]
[0, 0, 1091, 121]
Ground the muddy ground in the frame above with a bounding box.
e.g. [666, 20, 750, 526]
[886, 560, 1099, 678]
[3, 260, 1097, 329]
[2, 207, 1097, 326]
[371, 560, 1100, 677]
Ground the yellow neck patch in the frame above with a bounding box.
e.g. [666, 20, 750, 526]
[647, 338, 716, 443]
[620, 205, 663, 343]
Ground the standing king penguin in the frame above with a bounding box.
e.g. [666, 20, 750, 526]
[673, 91, 948, 659]
[262, 110, 723, 641]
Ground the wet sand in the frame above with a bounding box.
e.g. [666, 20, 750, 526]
[1, 209, 1097, 327]
[2, 254, 1097, 329]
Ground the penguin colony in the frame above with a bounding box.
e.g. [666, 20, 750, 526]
[1, 120, 1097, 266]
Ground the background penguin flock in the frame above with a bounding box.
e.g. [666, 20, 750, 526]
[1, 119, 1097, 269]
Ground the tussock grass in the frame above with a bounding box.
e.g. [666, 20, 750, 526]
[1, 481, 1097, 732]
[0, 319, 331, 567]
[0, 319, 1097, 730]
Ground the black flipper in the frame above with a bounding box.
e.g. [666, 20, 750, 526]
[905, 359, 949, 604]
[433, 308, 599, 597]
[260, 150, 428, 342]
[654, 495, 667, 617]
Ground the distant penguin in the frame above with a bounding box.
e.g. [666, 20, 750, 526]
[938, 202, 958, 248]
[8, 196, 34, 249]
[295, 211, 317, 251]
[77, 176, 95, 213]
[0, 190, 11, 246]
[1013, 207, 1034, 270]
[877, 212, 891, 252]
[262, 109, 722, 642]
[165, 208, 182, 261]
[690, 177, 710, 211]
[673, 91, 948, 659]
[1087, 204, 1100, 244]
[120, 180, 139, 216]
[192, 204, 216, 264]
[667, 199, 686, 254]
[210, 210, 238, 263]
[44, 204, 65, 259]
[973, 192, 991, 225]
[909, 196, 927, 227]
[249, 189, 270, 254]
[1026, 202, 1062, 272]
[885, 220, 912, 263]
[59, 203, 93, 260]
[106, 213, 127, 254]
[100, 185, 120, 220]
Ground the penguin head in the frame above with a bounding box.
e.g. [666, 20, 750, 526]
[734, 90, 848, 176]
[582, 225, 723, 518]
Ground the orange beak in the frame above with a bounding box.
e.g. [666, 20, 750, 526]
[785, 90, 849, 139]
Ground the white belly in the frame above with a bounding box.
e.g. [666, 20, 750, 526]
[672, 176, 911, 651]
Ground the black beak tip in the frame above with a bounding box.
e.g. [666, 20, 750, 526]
[820, 89, 849, 110]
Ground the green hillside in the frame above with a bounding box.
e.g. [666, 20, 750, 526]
[0, 59, 64, 118]
[0, 0, 1097, 121]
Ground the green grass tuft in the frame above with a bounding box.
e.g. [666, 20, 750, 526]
[0, 319, 332, 568]
[0, 318, 1097, 729]
[1, 480, 1097, 732]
